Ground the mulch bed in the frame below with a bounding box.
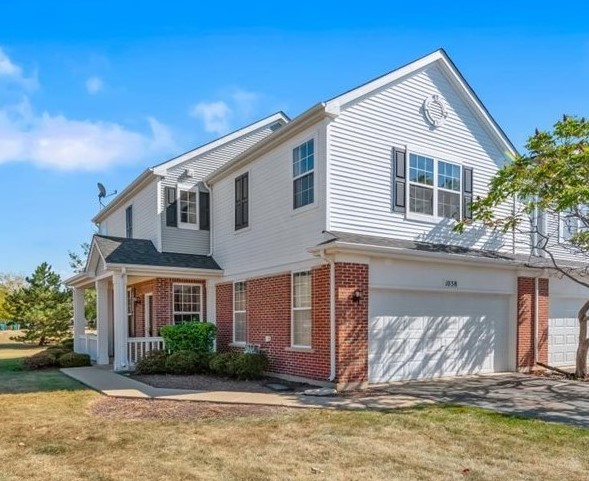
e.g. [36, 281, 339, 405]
[89, 397, 296, 420]
[131, 373, 312, 393]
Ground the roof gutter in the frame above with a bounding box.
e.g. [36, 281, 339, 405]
[92, 169, 157, 224]
[206, 103, 329, 184]
[105, 263, 224, 277]
[309, 241, 522, 270]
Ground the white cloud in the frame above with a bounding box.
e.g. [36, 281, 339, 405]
[85, 76, 104, 95]
[190, 88, 261, 135]
[0, 47, 37, 90]
[190, 100, 231, 135]
[0, 48, 176, 171]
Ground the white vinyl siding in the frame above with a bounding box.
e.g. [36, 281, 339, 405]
[292, 271, 312, 347]
[99, 180, 158, 244]
[212, 122, 328, 278]
[233, 282, 246, 344]
[160, 123, 280, 254]
[327, 63, 513, 253]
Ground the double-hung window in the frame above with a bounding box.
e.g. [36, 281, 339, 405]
[127, 288, 135, 336]
[125, 205, 133, 238]
[292, 271, 312, 347]
[408, 154, 462, 220]
[178, 185, 198, 228]
[560, 206, 589, 242]
[233, 282, 246, 344]
[293, 139, 314, 209]
[173, 284, 201, 324]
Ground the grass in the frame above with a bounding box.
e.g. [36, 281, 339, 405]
[1, 333, 589, 480]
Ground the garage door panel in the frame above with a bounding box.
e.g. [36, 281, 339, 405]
[369, 290, 510, 383]
[549, 298, 584, 367]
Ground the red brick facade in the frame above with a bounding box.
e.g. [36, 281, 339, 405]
[129, 278, 207, 337]
[335, 263, 369, 386]
[215, 263, 369, 384]
[517, 276, 549, 370]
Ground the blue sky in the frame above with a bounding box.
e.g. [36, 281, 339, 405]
[1, 1, 588, 278]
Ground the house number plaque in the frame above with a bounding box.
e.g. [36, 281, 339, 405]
[444, 280, 458, 288]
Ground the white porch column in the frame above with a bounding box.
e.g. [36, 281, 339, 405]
[95, 279, 110, 365]
[72, 287, 86, 353]
[112, 270, 129, 371]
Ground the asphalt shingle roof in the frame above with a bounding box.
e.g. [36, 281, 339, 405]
[93, 235, 221, 270]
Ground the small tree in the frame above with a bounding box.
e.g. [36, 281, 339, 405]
[0, 274, 25, 321]
[5, 263, 72, 345]
[68, 243, 96, 324]
[456, 115, 589, 377]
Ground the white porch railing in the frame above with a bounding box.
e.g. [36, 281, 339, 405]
[77, 331, 98, 361]
[127, 337, 165, 367]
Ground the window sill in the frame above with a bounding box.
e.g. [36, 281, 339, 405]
[285, 346, 314, 353]
[404, 212, 459, 226]
[234, 225, 251, 235]
[291, 201, 319, 217]
[229, 342, 246, 348]
[178, 223, 200, 231]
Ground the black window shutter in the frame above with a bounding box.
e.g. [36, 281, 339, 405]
[165, 186, 177, 227]
[199, 191, 210, 230]
[392, 147, 407, 212]
[235, 173, 248, 230]
[463, 167, 473, 220]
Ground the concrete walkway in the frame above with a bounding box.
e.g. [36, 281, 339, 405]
[60, 367, 426, 411]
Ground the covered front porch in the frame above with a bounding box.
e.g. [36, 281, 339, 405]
[66, 235, 223, 370]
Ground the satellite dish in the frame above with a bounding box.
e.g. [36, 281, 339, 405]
[97, 182, 117, 208]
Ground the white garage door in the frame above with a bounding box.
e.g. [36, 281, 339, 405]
[549, 298, 584, 367]
[369, 290, 510, 383]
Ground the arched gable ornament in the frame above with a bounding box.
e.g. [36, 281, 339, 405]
[423, 94, 448, 128]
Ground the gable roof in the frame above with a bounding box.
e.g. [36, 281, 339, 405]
[325, 48, 517, 156]
[92, 111, 289, 224]
[91, 235, 222, 270]
[206, 49, 517, 185]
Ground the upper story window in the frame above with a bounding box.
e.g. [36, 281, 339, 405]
[293, 139, 314, 209]
[178, 185, 198, 229]
[560, 207, 588, 242]
[235, 173, 249, 230]
[125, 205, 133, 238]
[172, 283, 201, 324]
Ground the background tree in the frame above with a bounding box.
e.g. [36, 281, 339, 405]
[68, 242, 96, 325]
[456, 115, 589, 377]
[5, 263, 72, 345]
[0, 274, 25, 321]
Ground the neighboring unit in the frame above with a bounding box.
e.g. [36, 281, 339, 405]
[67, 49, 588, 388]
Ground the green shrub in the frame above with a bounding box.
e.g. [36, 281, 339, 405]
[135, 350, 169, 375]
[160, 322, 216, 354]
[209, 352, 240, 377]
[23, 350, 59, 370]
[45, 346, 71, 358]
[59, 338, 74, 350]
[58, 352, 91, 368]
[165, 350, 201, 375]
[234, 352, 269, 380]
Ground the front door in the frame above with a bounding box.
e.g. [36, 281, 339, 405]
[145, 293, 154, 337]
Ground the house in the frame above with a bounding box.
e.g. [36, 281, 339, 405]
[66, 49, 589, 389]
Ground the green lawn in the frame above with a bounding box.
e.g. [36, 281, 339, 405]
[1, 332, 589, 480]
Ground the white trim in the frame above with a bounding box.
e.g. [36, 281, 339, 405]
[232, 281, 247, 344]
[406, 151, 462, 222]
[291, 270, 312, 348]
[172, 282, 203, 324]
[292, 138, 316, 211]
[177, 182, 199, 230]
[105, 264, 223, 278]
[144, 293, 154, 337]
[153, 112, 289, 176]
[325, 49, 517, 158]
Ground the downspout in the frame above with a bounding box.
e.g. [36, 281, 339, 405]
[203, 180, 213, 257]
[320, 249, 336, 382]
[534, 276, 539, 366]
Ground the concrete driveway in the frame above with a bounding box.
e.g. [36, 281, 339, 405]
[370, 373, 589, 428]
